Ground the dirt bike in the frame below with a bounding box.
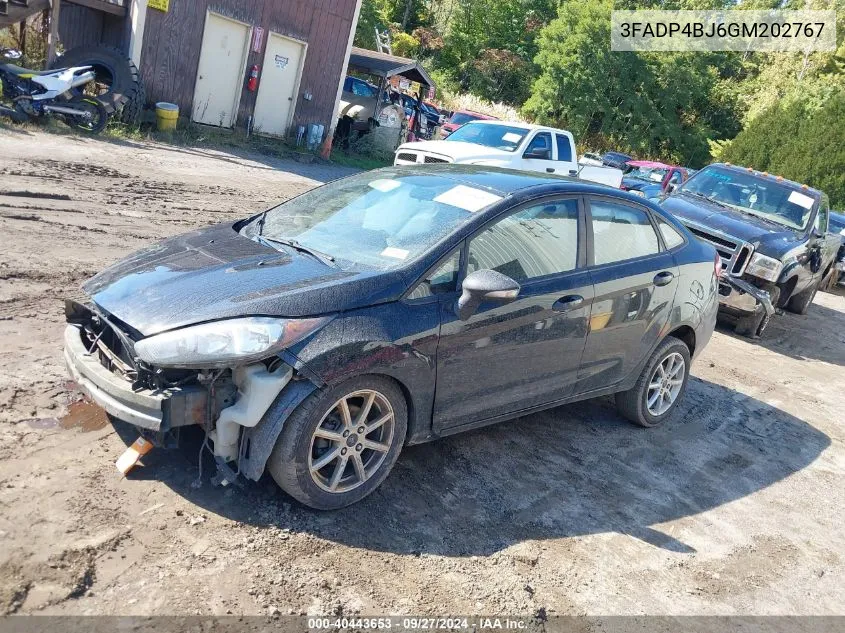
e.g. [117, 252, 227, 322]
[0, 49, 109, 134]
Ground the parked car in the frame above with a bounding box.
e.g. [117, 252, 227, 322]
[338, 76, 389, 132]
[394, 120, 624, 188]
[602, 151, 634, 169]
[660, 164, 840, 337]
[440, 109, 498, 138]
[822, 210, 845, 290]
[64, 166, 719, 509]
[579, 152, 604, 167]
[621, 161, 689, 200]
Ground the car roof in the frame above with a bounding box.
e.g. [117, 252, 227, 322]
[707, 163, 823, 198]
[830, 210, 845, 221]
[382, 164, 626, 197]
[454, 110, 498, 119]
[627, 160, 675, 169]
[462, 119, 572, 134]
[604, 151, 632, 158]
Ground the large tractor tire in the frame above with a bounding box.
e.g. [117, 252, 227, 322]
[50, 45, 145, 124]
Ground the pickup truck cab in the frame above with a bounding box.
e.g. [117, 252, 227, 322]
[395, 120, 623, 188]
[660, 163, 840, 337]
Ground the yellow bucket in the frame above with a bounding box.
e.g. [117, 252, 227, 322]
[155, 102, 179, 131]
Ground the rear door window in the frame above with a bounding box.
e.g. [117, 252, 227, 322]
[655, 216, 685, 249]
[589, 199, 661, 265]
[555, 134, 573, 162]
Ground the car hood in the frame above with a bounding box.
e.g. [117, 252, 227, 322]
[622, 177, 660, 191]
[397, 140, 512, 162]
[82, 223, 404, 336]
[661, 193, 798, 245]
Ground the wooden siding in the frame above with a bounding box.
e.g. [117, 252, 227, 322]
[140, 0, 357, 135]
[58, 1, 127, 51]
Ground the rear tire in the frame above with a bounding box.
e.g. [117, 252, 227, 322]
[66, 98, 109, 134]
[267, 375, 407, 510]
[615, 336, 691, 428]
[785, 280, 818, 315]
[50, 46, 144, 122]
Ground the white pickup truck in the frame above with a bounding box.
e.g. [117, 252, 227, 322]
[394, 120, 623, 188]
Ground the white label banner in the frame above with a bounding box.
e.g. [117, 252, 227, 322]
[611, 10, 836, 52]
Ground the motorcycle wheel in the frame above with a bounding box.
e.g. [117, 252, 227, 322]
[66, 98, 109, 134]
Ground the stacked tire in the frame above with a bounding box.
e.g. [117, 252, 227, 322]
[49, 45, 146, 125]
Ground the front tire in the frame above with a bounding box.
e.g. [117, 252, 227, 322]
[785, 280, 818, 315]
[615, 336, 691, 428]
[267, 375, 407, 510]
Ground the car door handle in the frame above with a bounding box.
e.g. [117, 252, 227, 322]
[568, 169, 577, 176]
[653, 271, 675, 286]
[546, 167, 555, 173]
[552, 295, 584, 312]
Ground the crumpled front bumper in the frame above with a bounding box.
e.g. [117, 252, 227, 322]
[717, 277, 776, 317]
[64, 324, 207, 431]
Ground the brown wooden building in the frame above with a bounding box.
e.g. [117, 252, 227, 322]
[57, 0, 362, 137]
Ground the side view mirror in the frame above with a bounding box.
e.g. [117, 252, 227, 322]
[523, 147, 551, 160]
[456, 269, 520, 320]
[665, 182, 677, 193]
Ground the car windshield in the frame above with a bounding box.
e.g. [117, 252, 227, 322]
[242, 171, 499, 271]
[444, 123, 529, 152]
[626, 166, 668, 182]
[449, 112, 482, 125]
[677, 165, 817, 230]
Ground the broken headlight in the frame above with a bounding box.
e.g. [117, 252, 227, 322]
[746, 253, 783, 282]
[134, 316, 329, 368]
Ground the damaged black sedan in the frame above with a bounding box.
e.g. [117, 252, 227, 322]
[65, 166, 719, 509]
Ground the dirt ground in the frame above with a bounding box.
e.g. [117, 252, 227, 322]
[0, 128, 843, 618]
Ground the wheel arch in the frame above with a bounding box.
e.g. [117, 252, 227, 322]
[666, 324, 696, 357]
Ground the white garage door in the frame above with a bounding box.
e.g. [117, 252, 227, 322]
[252, 33, 306, 137]
[192, 13, 251, 128]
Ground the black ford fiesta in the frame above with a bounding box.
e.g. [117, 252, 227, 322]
[65, 166, 719, 509]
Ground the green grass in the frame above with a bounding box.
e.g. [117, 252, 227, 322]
[3, 111, 390, 171]
[103, 118, 305, 160]
[328, 151, 392, 170]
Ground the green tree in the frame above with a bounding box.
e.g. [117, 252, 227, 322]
[435, 0, 557, 104]
[524, 0, 741, 166]
[722, 86, 845, 208]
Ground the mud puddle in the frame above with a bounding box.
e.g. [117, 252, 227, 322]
[24, 400, 109, 432]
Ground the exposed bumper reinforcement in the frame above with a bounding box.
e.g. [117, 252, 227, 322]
[64, 324, 206, 431]
[718, 277, 775, 318]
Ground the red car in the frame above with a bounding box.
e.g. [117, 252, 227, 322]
[440, 109, 498, 138]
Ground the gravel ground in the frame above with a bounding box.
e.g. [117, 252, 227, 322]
[0, 128, 843, 617]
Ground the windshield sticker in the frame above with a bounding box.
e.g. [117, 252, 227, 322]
[649, 172, 663, 182]
[368, 179, 402, 193]
[788, 190, 814, 210]
[381, 246, 409, 260]
[434, 185, 503, 212]
[502, 132, 523, 143]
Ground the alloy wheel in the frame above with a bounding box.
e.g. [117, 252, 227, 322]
[308, 389, 395, 493]
[646, 352, 685, 416]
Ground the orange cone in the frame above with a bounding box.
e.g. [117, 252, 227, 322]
[320, 133, 333, 160]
